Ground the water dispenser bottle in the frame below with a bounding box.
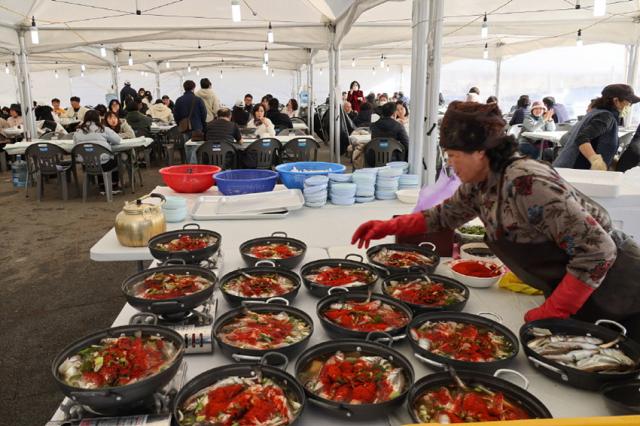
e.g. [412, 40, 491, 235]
[11, 155, 27, 188]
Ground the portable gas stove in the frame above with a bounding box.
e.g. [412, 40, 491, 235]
[130, 297, 217, 354]
[47, 362, 187, 425]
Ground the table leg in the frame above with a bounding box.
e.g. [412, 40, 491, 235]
[130, 148, 136, 193]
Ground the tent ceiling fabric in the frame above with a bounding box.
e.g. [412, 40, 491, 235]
[0, 0, 639, 70]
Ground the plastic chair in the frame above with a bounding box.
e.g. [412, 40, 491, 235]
[163, 126, 185, 165]
[353, 127, 371, 134]
[71, 142, 117, 202]
[241, 138, 282, 169]
[362, 138, 405, 167]
[278, 128, 308, 136]
[39, 132, 55, 140]
[281, 137, 320, 162]
[196, 139, 239, 169]
[60, 133, 74, 140]
[24, 143, 75, 201]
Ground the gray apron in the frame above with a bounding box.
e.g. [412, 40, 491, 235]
[484, 160, 640, 326]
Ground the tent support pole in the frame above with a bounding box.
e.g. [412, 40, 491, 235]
[17, 30, 37, 141]
[155, 63, 161, 99]
[495, 57, 502, 101]
[424, 0, 444, 186]
[308, 50, 315, 137]
[329, 45, 336, 161]
[408, 0, 429, 182]
[111, 52, 119, 95]
[333, 45, 342, 163]
[626, 40, 640, 124]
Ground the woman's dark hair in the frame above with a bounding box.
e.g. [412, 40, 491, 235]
[10, 103, 21, 115]
[516, 95, 530, 109]
[35, 105, 55, 121]
[360, 102, 372, 112]
[127, 97, 141, 113]
[103, 111, 121, 133]
[94, 104, 107, 116]
[108, 99, 120, 112]
[366, 92, 376, 104]
[486, 96, 498, 104]
[183, 80, 196, 92]
[440, 101, 516, 172]
[542, 96, 555, 109]
[350, 81, 360, 90]
[268, 98, 280, 111]
[231, 105, 249, 125]
[591, 95, 617, 112]
[381, 102, 396, 118]
[396, 101, 409, 116]
[288, 98, 298, 111]
[469, 87, 480, 95]
[252, 103, 266, 116]
[78, 109, 104, 133]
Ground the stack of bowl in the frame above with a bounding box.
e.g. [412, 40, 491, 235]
[375, 167, 403, 200]
[330, 182, 357, 205]
[352, 169, 377, 203]
[399, 174, 420, 190]
[303, 175, 329, 208]
[162, 196, 188, 223]
[387, 161, 409, 174]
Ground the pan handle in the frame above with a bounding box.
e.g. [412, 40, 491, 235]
[129, 312, 158, 325]
[182, 223, 201, 230]
[366, 331, 395, 347]
[328, 286, 349, 295]
[413, 353, 445, 369]
[254, 260, 277, 268]
[419, 242, 437, 252]
[149, 300, 184, 310]
[345, 253, 364, 262]
[494, 369, 530, 390]
[232, 354, 261, 363]
[307, 398, 353, 418]
[271, 231, 288, 238]
[595, 319, 628, 336]
[528, 356, 569, 381]
[477, 312, 504, 323]
[259, 352, 289, 370]
[161, 258, 187, 266]
[266, 297, 289, 306]
[70, 390, 123, 401]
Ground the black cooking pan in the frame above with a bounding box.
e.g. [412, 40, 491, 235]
[52, 325, 185, 414]
[602, 379, 640, 415]
[521, 318, 640, 391]
[299, 254, 379, 297]
[294, 333, 414, 419]
[408, 311, 519, 373]
[121, 260, 217, 316]
[148, 223, 221, 264]
[366, 242, 440, 276]
[172, 352, 305, 425]
[219, 260, 301, 306]
[381, 270, 469, 314]
[239, 231, 307, 269]
[316, 288, 412, 340]
[213, 298, 314, 361]
[408, 368, 552, 422]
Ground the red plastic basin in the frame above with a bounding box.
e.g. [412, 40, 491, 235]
[159, 164, 222, 193]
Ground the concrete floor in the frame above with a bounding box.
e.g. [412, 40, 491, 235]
[0, 143, 334, 425]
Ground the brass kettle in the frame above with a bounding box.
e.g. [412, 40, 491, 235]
[115, 193, 167, 247]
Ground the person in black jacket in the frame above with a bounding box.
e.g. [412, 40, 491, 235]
[120, 81, 137, 110]
[354, 102, 373, 127]
[370, 101, 410, 151]
[265, 98, 293, 130]
[509, 94, 530, 126]
[206, 108, 241, 143]
[174, 80, 207, 140]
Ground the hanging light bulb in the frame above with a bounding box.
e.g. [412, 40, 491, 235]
[483, 43, 489, 59]
[128, 51, 133, 66]
[4, 63, 9, 74]
[55, 69, 59, 79]
[267, 22, 274, 43]
[117, 65, 121, 73]
[576, 29, 583, 47]
[187, 63, 192, 73]
[231, 0, 241, 22]
[481, 13, 488, 39]
[575, 0, 581, 9]
[593, 0, 606, 16]
[271, 69, 274, 77]
[380, 54, 385, 68]
[196, 68, 200, 76]
[30, 16, 39, 44]
[319, 67, 322, 76]
[264, 45, 269, 63]
[81, 71, 84, 78]
[351, 57, 356, 67]
[100, 44, 106, 57]
[166, 61, 170, 69]
[386, 64, 390, 72]
[81, 63, 86, 72]
[220, 69, 223, 79]
[262, 61, 267, 71]
[372, 66, 376, 76]
[265, 65, 269, 75]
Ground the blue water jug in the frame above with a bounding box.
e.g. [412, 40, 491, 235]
[12, 155, 27, 188]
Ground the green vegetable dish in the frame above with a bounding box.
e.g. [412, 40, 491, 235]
[458, 225, 485, 236]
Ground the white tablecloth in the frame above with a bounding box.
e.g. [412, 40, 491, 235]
[2, 127, 24, 137]
[4, 136, 154, 156]
[350, 133, 371, 144]
[292, 121, 308, 130]
[150, 124, 174, 133]
[521, 130, 633, 144]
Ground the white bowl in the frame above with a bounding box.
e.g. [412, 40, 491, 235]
[460, 242, 502, 265]
[396, 188, 420, 204]
[449, 259, 504, 289]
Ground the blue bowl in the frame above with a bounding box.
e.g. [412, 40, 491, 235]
[305, 175, 330, 186]
[214, 169, 278, 195]
[276, 162, 346, 190]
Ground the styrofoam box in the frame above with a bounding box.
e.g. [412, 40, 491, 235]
[556, 168, 623, 198]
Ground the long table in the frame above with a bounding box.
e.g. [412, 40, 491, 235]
[74, 185, 632, 424]
[521, 130, 634, 144]
[3, 136, 154, 156]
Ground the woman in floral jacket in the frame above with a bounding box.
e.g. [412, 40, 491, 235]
[352, 101, 640, 338]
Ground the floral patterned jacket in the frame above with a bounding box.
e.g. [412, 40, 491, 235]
[422, 158, 617, 288]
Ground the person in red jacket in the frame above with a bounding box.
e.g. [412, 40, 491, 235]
[352, 101, 640, 338]
[346, 81, 365, 113]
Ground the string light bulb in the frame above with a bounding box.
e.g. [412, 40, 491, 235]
[575, 0, 581, 9]
[483, 43, 489, 59]
[4, 63, 9, 74]
[231, 0, 241, 22]
[481, 13, 488, 39]
[380, 54, 385, 68]
[187, 63, 191, 73]
[319, 67, 322, 76]
[30, 16, 39, 44]
[220, 69, 223, 79]
[351, 57, 355, 67]
[81, 64, 86, 72]
[576, 29, 583, 47]
[264, 45, 269, 63]
[55, 69, 59, 79]
[271, 68, 274, 77]
[372, 66, 376, 76]
[386, 64, 390, 72]
[196, 68, 200, 76]
[117, 66, 121, 73]
[100, 44, 106, 57]
[166, 61, 170, 69]
[81, 71, 84, 78]
[128, 51, 133, 66]
[593, 0, 606, 16]
[267, 22, 274, 43]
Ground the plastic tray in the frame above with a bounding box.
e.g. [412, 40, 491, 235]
[191, 189, 304, 219]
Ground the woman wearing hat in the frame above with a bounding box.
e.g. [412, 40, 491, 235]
[554, 84, 640, 170]
[352, 101, 640, 338]
[518, 100, 555, 158]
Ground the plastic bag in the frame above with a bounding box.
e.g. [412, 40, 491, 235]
[413, 168, 461, 213]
